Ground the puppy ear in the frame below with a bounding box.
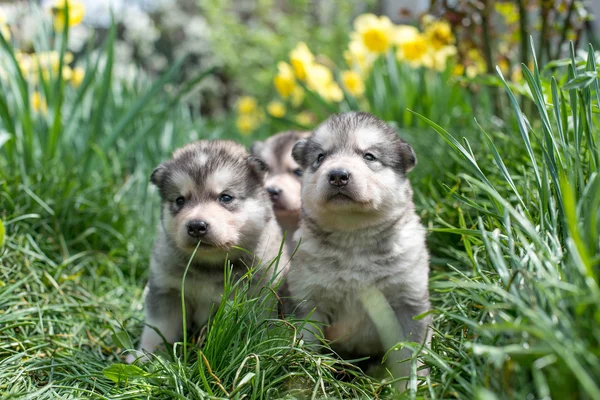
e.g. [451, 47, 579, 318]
[150, 164, 167, 186]
[291, 138, 308, 168]
[399, 141, 417, 173]
[250, 141, 263, 156]
[247, 155, 269, 179]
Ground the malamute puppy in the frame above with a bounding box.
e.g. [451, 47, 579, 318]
[251, 131, 310, 254]
[281, 112, 430, 379]
[127, 140, 286, 362]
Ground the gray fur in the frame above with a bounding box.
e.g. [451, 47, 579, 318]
[281, 112, 430, 381]
[127, 140, 286, 363]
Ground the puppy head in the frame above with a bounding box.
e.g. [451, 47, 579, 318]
[292, 112, 416, 231]
[251, 131, 310, 225]
[151, 140, 271, 260]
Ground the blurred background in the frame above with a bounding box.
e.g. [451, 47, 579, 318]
[1, 1, 600, 398]
[1, 0, 597, 118]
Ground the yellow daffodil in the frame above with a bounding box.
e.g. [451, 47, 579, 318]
[52, 0, 85, 32]
[62, 65, 73, 80]
[344, 35, 376, 75]
[274, 61, 296, 99]
[465, 48, 487, 78]
[237, 96, 258, 114]
[341, 70, 365, 97]
[290, 86, 304, 108]
[31, 91, 48, 114]
[431, 45, 457, 71]
[236, 114, 258, 136]
[392, 25, 420, 46]
[452, 64, 465, 76]
[71, 67, 85, 87]
[289, 42, 314, 81]
[295, 111, 313, 127]
[0, 13, 10, 41]
[323, 82, 344, 103]
[305, 63, 333, 92]
[15, 52, 33, 77]
[421, 14, 436, 28]
[424, 21, 455, 50]
[353, 13, 395, 54]
[267, 101, 286, 118]
[397, 34, 431, 68]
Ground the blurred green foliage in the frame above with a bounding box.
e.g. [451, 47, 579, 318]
[199, 0, 374, 98]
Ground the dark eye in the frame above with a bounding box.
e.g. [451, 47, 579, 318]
[176, 196, 185, 206]
[293, 168, 303, 177]
[219, 194, 234, 204]
[364, 153, 377, 161]
[317, 153, 325, 163]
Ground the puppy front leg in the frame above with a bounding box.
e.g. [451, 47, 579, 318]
[127, 287, 183, 363]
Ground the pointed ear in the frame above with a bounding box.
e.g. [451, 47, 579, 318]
[150, 163, 167, 186]
[400, 141, 417, 173]
[250, 140, 263, 156]
[247, 155, 269, 179]
[291, 138, 308, 168]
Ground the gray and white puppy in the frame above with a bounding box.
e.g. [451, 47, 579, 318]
[251, 131, 310, 254]
[127, 140, 286, 363]
[281, 112, 430, 378]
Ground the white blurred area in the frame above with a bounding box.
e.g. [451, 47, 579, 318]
[38, 0, 176, 27]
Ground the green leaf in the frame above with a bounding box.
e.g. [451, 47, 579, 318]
[102, 363, 149, 383]
[111, 329, 133, 350]
[563, 73, 597, 90]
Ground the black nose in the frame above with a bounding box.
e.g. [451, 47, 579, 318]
[187, 220, 208, 237]
[328, 169, 350, 187]
[266, 186, 282, 198]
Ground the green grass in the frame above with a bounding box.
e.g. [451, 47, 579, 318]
[1, 9, 600, 399]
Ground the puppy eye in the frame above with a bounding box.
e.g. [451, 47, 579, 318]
[175, 196, 185, 206]
[317, 153, 325, 163]
[364, 153, 377, 161]
[293, 168, 303, 177]
[219, 194, 234, 204]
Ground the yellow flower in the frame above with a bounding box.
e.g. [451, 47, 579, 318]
[397, 34, 431, 68]
[71, 67, 85, 87]
[62, 65, 73, 80]
[295, 111, 313, 126]
[52, 0, 85, 31]
[274, 61, 296, 99]
[305, 63, 333, 92]
[237, 96, 258, 114]
[0, 13, 10, 41]
[236, 115, 258, 136]
[353, 13, 394, 54]
[431, 45, 457, 71]
[344, 35, 376, 75]
[323, 82, 344, 103]
[31, 91, 48, 114]
[290, 86, 304, 107]
[16, 52, 33, 77]
[267, 101, 286, 118]
[465, 48, 487, 77]
[341, 70, 365, 97]
[289, 42, 314, 81]
[392, 25, 420, 46]
[452, 64, 465, 76]
[424, 21, 455, 50]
